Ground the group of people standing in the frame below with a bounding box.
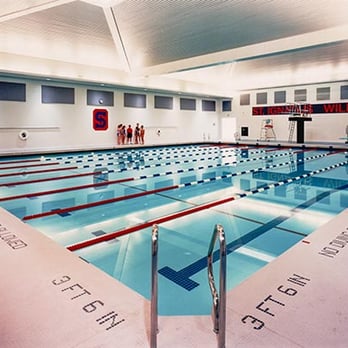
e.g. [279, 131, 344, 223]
[116, 123, 145, 145]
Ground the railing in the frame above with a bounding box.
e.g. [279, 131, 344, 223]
[207, 224, 227, 348]
[150, 224, 159, 348]
[150, 223, 226, 348]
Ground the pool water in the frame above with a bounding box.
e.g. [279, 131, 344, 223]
[0, 144, 347, 315]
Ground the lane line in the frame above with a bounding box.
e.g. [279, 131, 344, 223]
[21, 151, 332, 218]
[0, 158, 41, 165]
[0, 166, 78, 178]
[0, 171, 103, 187]
[66, 159, 348, 251]
[158, 181, 348, 290]
[0, 147, 274, 185]
[23, 184, 175, 221]
[0, 161, 61, 171]
[0, 177, 134, 202]
[0, 147, 309, 190]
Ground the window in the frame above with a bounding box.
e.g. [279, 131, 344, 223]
[202, 99, 216, 111]
[274, 91, 286, 103]
[0, 81, 26, 102]
[240, 93, 250, 105]
[222, 100, 232, 111]
[340, 85, 348, 100]
[316, 87, 330, 101]
[154, 95, 173, 109]
[87, 89, 114, 106]
[180, 97, 196, 110]
[294, 89, 307, 102]
[42, 85, 74, 104]
[256, 92, 267, 104]
[124, 93, 146, 108]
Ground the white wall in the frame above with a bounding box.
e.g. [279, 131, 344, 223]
[0, 78, 223, 154]
[233, 82, 348, 143]
[2, 78, 347, 155]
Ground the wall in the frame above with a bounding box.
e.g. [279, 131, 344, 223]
[3, 78, 346, 154]
[233, 82, 348, 143]
[0, 78, 224, 154]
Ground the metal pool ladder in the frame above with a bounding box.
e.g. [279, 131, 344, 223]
[150, 223, 226, 348]
[207, 224, 227, 348]
[151, 224, 159, 348]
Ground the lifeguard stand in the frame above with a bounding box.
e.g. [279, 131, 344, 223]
[260, 119, 276, 141]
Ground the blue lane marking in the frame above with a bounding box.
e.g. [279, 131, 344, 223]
[57, 212, 71, 217]
[91, 230, 106, 237]
[159, 216, 286, 290]
[158, 180, 348, 291]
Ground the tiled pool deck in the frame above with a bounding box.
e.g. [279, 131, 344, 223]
[0, 207, 347, 347]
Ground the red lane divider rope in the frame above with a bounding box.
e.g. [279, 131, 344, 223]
[0, 170, 103, 187]
[0, 177, 134, 202]
[0, 161, 61, 171]
[67, 196, 235, 251]
[20, 150, 336, 219]
[66, 156, 348, 252]
[22, 183, 173, 221]
[0, 166, 78, 178]
[0, 159, 41, 165]
[0, 148, 300, 196]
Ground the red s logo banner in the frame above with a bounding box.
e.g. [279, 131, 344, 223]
[93, 109, 108, 131]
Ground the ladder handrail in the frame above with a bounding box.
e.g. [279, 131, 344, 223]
[288, 120, 296, 142]
[207, 224, 227, 348]
[150, 224, 159, 348]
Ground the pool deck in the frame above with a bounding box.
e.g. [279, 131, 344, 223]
[0, 207, 347, 347]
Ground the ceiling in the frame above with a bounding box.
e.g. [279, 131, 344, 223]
[1, 0, 348, 97]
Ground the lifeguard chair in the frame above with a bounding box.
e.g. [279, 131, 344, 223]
[260, 119, 276, 141]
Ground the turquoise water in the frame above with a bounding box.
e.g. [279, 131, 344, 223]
[0, 144, 347, 315]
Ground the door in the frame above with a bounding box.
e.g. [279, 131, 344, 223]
[221, 117, 236, 142]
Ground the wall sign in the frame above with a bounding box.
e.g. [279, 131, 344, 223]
[252, 102, 348, 116]
[93, 109, 108, 131]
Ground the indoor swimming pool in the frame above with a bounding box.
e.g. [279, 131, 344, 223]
[0, 144, 347, 316]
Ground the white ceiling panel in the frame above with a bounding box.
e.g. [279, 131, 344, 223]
[168, 40, 348, 90]
[0, 1, 122, 68]
[0, 0, 347, 95]
[112, 0, 348, 69]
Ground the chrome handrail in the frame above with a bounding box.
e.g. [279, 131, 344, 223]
[150, 224, 159, 348]
[207, 224, 226, 348]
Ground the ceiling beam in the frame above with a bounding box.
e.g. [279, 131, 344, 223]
[103, 6, 131, 73]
